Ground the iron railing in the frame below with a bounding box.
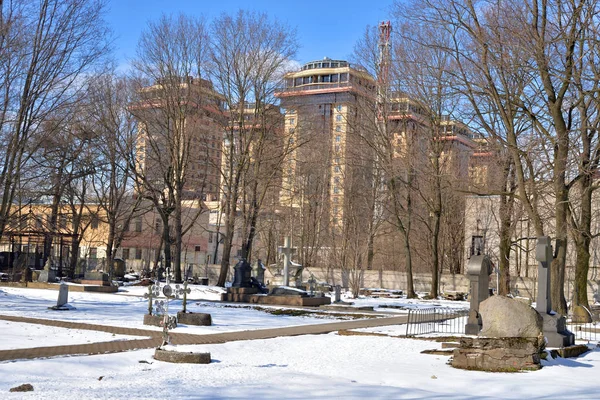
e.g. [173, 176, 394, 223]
[405, 307, 469, 337]
[567, 321, 600, 342]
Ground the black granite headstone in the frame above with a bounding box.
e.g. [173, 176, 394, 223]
[232, 259, 252, 288]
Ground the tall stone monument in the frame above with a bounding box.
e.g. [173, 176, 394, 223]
[465, 255, 493, 335]
[277, 236, 296, 287]
[535, 236, 574, 348]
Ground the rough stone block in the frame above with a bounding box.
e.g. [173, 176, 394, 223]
[177, 311, 211, 326]
[452, 337, 543, 372]
[154, 348, 211, 364]
[479, 295, 543, 338]
[143, 314, 177, 328]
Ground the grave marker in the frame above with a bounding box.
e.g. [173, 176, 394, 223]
[465, 255, 492, 335]
[535, 236, 574, 348]
[278, 236, 296, 287]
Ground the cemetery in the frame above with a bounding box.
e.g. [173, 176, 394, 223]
[2, 0, 600, 398]
[1, 233, 600, 398]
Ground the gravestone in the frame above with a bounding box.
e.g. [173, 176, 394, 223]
[37, 257, 56, 283]
[232, 259, 252, 288]
[334, 285, 341, 303]
[82, 271, 111, 286]
[465, 255, 493, 335]
[278, 236, 296, 286]
[48, 283, 74, 310]
[535, 236, 574, 348]
[254, 259, 266, 285]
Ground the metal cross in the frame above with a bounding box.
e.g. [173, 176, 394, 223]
[143, 282, 162, 315]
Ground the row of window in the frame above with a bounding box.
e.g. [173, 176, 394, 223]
[11, 214, 100, 231]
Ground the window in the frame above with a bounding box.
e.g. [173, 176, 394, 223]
[135, 218, 143, 232]
[89, 247, 97, 259]
[335, 135, 341, 142]
[122, 248, 130, 259]
[333, 197, 339, 203]
[471, 236, 484, 256]
[195, 245, 201, 252]
[334, 186, 339, 194]
[334, 166, 340, 173]
[336, 105, 342, 112]
[335, 125, 341, 132]
[333, 207, 339, 214]
[289, 118, 295, 125]
[336, 115, 342, 122]
[135, 248, 142, 260]
[335, 145, 340, 152]
[334, 177, 340, 184]
[59, 215, 67, 229]
[208, 232, 213, 243]
[91, 215, 99, 230]
[206, 255, 211, 264]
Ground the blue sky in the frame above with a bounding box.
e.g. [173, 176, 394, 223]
[106, 0, 396, 67]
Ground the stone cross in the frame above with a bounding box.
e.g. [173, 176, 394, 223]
[465, 255, 493, 335]
[278, 236, 296, 286]
[307, 274, 317, 295]
[535, 236, 552, 314]
[535, 236, 575, 347]
[334, 285, 341, 303]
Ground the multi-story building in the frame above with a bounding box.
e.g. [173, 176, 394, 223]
[276, 58, 376, 227]
[132, 76, 224, 201]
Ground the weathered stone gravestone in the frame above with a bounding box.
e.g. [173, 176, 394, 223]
[465, 255, 493, 335]
[48, 283, 74, 310]
[334, 285, 342, 303]
[277, 236, 296, 287]
[479, 295, 543, 338]
[535, 236, 574, 348]
[37, 257, 56, 283]
[254, 259, 266, 285]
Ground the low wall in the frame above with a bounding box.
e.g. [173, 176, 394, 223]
[134, 263, 600, 304]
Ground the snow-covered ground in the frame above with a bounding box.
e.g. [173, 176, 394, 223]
[1, 286, 599, 399]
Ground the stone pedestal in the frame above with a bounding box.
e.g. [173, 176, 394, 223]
[452, 337, 543, 372]
[37, 270, 56, 283]
[176, 311, 212, 326]
[542, 313, 574, 348]
[144, 314, 178, 328]
[154, 348, 211, 364]
[82, 271, 111, 286]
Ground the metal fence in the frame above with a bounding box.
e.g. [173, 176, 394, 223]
[567, 321, 600, 342]
[405, 307, 469, 337]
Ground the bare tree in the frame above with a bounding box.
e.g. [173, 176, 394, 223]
[402, 0, 596, 313]
[0, 0, 109, 243]
[130, 13, 212, 282]
[209, 10, 298, 286]
[86, 73, 141, 278]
